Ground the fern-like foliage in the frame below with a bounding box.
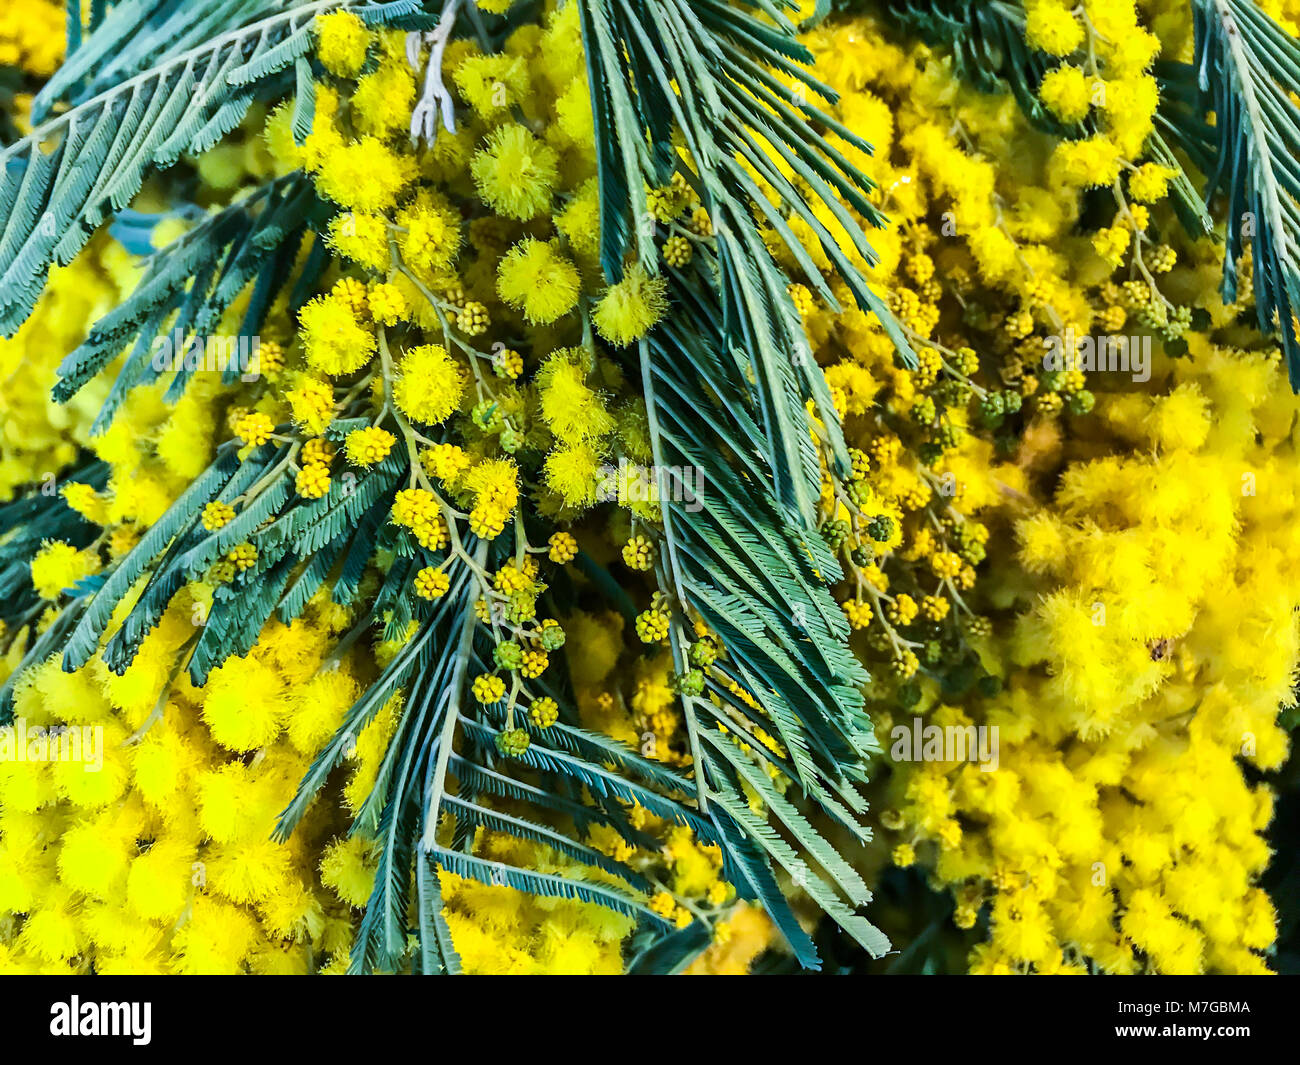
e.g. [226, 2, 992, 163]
[270, 528, 721, 974]
[0, 0, 427, 338]
[638, 260, 888, 968]
[569, 0, 900, 966]
[1184, 0, 1300, 383]
[59, 430, 402, 681]
[44, 414, 711, 971]
[54, 171, 324, 431]
[577, 0, 911, 528]
[10, 0, 901, 973]
[883, 0, 1059, 118]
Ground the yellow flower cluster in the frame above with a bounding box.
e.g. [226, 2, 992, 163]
[785, 8, 1297, 974]
[0, 0, 64, 77]
[0, 234, 138, 501]
[7, 0, 1300, 979]
[0, 5, 701, 976]
[261, 6, 678, 543]
[0, 593, 360, 973]
[875, 340, 1295, 976]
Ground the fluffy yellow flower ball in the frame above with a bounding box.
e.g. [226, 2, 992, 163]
[201, 655, 287, 752]
[30, 541, 100, 601]
[537, 349, 615, 446]
[470, 123, 558, 221]
[298, 295, 376, 376]
[1128, 162, 1176, 204]
[1024, 0, 1084, 56]
[543, 443, 601, 509]
[399, 193, 462, 275]
[1038, 65, 1091, 123]
[555, 178, 601, 258]
[314, 11, 370, 78]
[320, 836, 376, 909]
[327, 211, 389, 273]
[592, 264, 668, 347]
[353, 59, 417, 139]
[312, 137, 416, 214]
[496, 238, 581, 324]
[393, 344, 464, 426]
[1049, 134, 1123, 189]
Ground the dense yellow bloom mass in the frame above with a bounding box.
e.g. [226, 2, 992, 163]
[0, 233, 136, 501]
[790, 2, 1296, 975]
[0, 0, 63, 77]
[2, 0, 1300, 979]
[29, 542, 100, 601]
[0, 5, 673, 974]
[875, 341, 1295, 975]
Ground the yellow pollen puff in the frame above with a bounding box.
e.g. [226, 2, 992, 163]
[314, 11, 370, 78]
[471, 123, 558, 221]
[367, 282, 409, 326]
[394, 344, 464, 426]
[343, 426, 396, 467]
[592, 263, 668, 347]
[30, 541, 101, 601]
[298, 294, 376, 377]
[61, 482, 108, 524]
[496, 237, 581, 325]
[287, 376, 336, 436]
[1038, 64, 1092, 123]
[1128, 162, 1175, 203]
[1024, 0, 1084, 56]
